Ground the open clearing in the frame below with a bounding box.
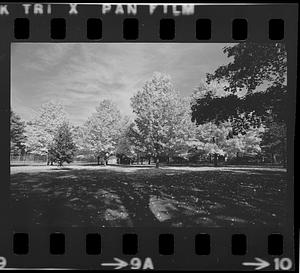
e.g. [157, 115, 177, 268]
[10, 164, 288, 227]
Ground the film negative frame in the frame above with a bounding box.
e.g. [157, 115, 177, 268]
[0, 2, 298, 270]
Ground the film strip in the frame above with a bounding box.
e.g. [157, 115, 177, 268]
[0, 2, 297, 271]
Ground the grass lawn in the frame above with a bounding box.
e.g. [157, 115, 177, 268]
[10, 164, 288, 227]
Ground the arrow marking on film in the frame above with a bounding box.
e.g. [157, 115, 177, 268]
[242, 257, 270, 270]
[101, 258, 128, 269]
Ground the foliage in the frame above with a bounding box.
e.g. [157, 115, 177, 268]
[191, 43, 287, 165]
[191, 81, 240, 124]
[70, 125, 86, 153]
[193, 43, 287, 124]
[130, 72, 197, 165]
[10, 110, 27, 155]
[81, 99, 122, 163]
[206, 43, 287, 95]
[226, 125, 265, 158]
[49, 122, 77, 166]
[189, 121, 264, 164]
[115, 117, 137, 160]
[206, 43, 287, 123]
[25, 101, 67, 156]
[260, 117, 287, 163]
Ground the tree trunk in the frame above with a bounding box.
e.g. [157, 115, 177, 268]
[155, 157, 160, 168]
[148, 157, 151, 165]
[97, 156, 100, 165]
[167, 156, 170, 164]
[105, 160, 108, 166]
[213, 153, 218, 167]
[141, 158, 143, 165]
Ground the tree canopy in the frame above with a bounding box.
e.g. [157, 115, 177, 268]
[191, 43, 287, 165]
[130, 72, 196, 167]
[49, 122, 77, 166]
[204, 43, 287, 123]
[81, 99, 122, 164]
[25, 101, 67, 156]
[207, 43, 287, 95]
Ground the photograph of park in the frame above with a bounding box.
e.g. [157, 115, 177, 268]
[10, 43, 289, 227]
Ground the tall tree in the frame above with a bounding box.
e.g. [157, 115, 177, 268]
[130, 72, 196, 167]
[25, 101, 67, 163]
[49, 122, 76, 166]
[82, 99, 122, 165]
[192, 43, 287, 165]
[10, 110, 26, 156]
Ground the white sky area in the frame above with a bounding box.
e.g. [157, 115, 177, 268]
[11, 43, 233, 125]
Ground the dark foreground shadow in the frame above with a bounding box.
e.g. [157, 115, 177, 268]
[10, 166, 288, 228]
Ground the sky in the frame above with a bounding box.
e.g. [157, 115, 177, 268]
[11, 43, 233, 125]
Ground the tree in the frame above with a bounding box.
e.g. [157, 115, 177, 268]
[207, 43, 286, 95]
[127, 122, 152, 164]
[130, 72, 196, 167]
[191, 121, 264, 166]
[192, 43, 288, 166]
[82, 99, 122, 165]
[205, 43, 287, 122]
[225, 124, 265, 159]
[191, 81, 241, 125]
[115, 117, 138, 164]
[260, 117, 287, 164]
[49, 122, 76, 166]
[10, 111, 26, 156]
[25, 101, 67, 164]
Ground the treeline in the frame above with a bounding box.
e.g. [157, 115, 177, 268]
[10, 43, 288, 167]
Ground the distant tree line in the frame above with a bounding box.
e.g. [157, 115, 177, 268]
[10, 43, 288, 167]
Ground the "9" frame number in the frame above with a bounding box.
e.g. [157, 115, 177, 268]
[130, 257, 154, 270]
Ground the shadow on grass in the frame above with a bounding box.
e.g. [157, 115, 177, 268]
[10, 165, 288, 228]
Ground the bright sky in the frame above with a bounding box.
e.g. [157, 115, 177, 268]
[11, 43, 233, 125]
